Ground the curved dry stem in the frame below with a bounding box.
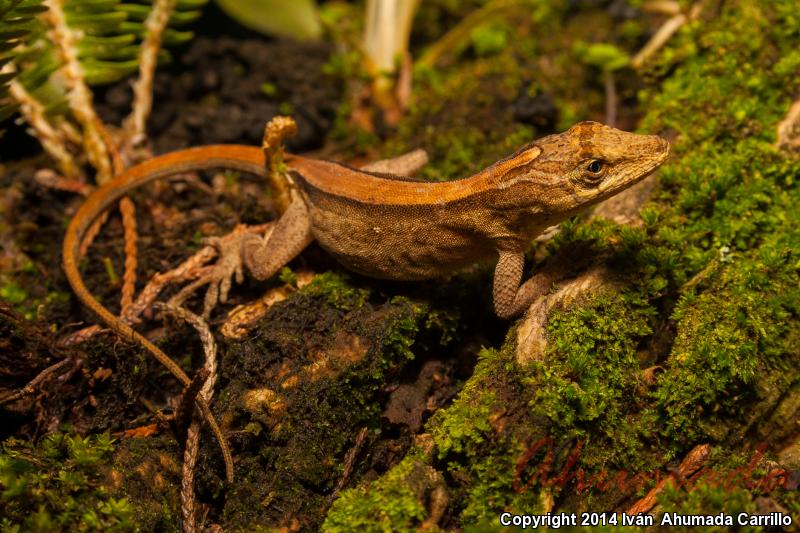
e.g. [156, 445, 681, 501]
[0, 358, 73, 406]
[631, 1, 705, 70]
[124, 0, 177, 144]
[42, 0, 113, 182]
[4, 63, 81, 179]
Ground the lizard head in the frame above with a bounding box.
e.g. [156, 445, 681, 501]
[510, 121, 670, 216]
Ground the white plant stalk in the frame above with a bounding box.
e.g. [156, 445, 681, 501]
[363, 0, 419, 79]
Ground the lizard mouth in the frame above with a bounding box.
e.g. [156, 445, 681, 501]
[641, 136, 671, 175]
[654, 137, 671, 166]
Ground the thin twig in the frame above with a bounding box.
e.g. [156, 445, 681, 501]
[34, 169, 93, 196]
[59, 324, 103, 347]
[416, 0, 523, 69]
[42, 0, 113, 182]
[174, 367, 210, 446]
[0, 359, 72, 406]
[631, 2, 704, 70]
[330, 427, 369, 499]
[604, 70, 617, 128]
[97, 115, 125, 175]
[154, 303, 220, 533]
[124, 0, 176, 144]
[119, 197, 139, 313]
[641, 0, 681, 15]
[627, 444, 710, 514]
[78, 210, 110, 258]
[56, 119, 83, 146]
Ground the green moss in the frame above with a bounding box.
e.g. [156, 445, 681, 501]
[657, 480, 759, 532]
[323, 455, 430, 532]
[0, 281, 27, 305]
[429, 347, 499, 458]
[0, 429, 133, 532]
[301, 271, 370, 311]
[628, 0, 800, 448]
[454, 450, 544, 525]
[532, 294, 652, 430]
[421, 292, 659, 524]
[646, 221, 800, 443]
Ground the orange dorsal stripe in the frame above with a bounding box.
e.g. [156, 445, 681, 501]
[285, 146, 541, 206]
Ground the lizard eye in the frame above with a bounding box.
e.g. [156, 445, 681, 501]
[586, 160, 604, 173]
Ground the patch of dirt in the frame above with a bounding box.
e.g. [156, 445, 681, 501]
[0, 10, 346, 472]
[99, 34, 340, 153]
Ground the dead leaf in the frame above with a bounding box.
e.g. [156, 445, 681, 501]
[123, 424, 160, 438]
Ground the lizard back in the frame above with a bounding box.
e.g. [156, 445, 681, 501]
[285, 156, 535, 279]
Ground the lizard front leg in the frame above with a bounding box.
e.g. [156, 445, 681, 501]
[493, 250, 559, 319]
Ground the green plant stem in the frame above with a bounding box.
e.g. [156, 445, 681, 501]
[415, 0, 524, 69]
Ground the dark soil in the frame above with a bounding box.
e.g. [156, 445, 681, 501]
[0, 6, 346, 463]
[99, 38, 340, 153]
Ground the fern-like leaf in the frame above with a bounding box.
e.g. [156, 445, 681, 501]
[4, 0, 209, 129]
[0, 0, 46, 128]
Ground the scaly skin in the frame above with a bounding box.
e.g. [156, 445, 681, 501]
[62, 119, 669, 481]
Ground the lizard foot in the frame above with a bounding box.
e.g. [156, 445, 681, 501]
[195, 225, 266, 318]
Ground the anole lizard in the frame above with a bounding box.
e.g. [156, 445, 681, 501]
[62, 118, 669, 481]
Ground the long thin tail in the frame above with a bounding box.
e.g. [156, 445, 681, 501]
[62, 145, 267, 482]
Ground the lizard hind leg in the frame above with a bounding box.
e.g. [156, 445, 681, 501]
[242, 196, 314, 280]
[199, 198, 313, 317]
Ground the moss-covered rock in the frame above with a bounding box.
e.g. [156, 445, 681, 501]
[323, 452, 446, 532]
[325, 0, 800, 529]
[211, 272, 458, 530]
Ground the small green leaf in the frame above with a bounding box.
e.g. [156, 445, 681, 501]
[176, 0, 209, 8]
[0, 31, 31, 45]
[65, 11, 128, 34]
[214, 0, 322, 40]
[574, 41, 629, 71]
[82, 58, 139, 85]
[167, 9, 202, 26]
[162, 28, 193, 46]
[0, 103, 19, 122]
